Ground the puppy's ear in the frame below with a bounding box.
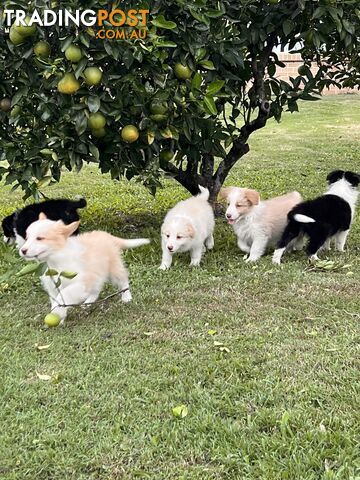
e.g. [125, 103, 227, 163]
[327, 170, 344, 184]
[39, 212, 48, 220]
[218, 187, 232, 201]
[185, 222, 195, 238]
[344, 171, 360, 187]
[59, 221, 80, 238]
[244, 189, 260, 206]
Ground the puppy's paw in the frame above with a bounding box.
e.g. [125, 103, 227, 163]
[121, 290, 132, 303]
[190, 261, 201, 267]
[159, 263, 170, 270]
[245, 256, 259, 263]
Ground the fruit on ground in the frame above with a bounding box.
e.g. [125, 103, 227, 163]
[160, 150, 175, 161]
[88, 112, 106, 130]
[92, 128, 106, 138]
[121, 125, 139, 143]
[65, 45, 83, 63]
[57, 73, 81, 95]
[9, 27, 25, 45]
[44, 313, 61, 327]
[34, 41, 51, 58]
[13, 17, 37, 37]
[84, 67, 103, 86]
[174, 63, 192, 80]
[0, 98, 12, 112]
[150, 101, 168, 115]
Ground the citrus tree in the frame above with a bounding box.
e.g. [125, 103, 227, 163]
[0, 0, 359, 202]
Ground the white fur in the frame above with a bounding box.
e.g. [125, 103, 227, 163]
[160, 187, 215, 269]
[223, 188, 301, 262]
[20, 218, 149, 324]
[294, 214, 315, 223]
[325, 177, 358, 219]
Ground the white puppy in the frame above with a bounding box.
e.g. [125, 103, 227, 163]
[219, 187, 302, 262]
[160, 186, 215, 269]
[20, 213, 149, 324]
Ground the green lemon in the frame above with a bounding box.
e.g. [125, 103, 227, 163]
[44, 313, 61, 327]
[88, 112, 106, 130]
[57, 73, 81, 95]
[34, 40, 51, 58]
[83, 67, 103, 86]
[121, 125, 139, 143]
[174, 63, 192, 80]
[65, 45, 83, 63]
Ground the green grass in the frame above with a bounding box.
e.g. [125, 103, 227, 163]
[0, 95, 359, 480]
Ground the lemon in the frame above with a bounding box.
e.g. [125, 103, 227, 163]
[57, 73, 81, 95]
[44, 313, 61, 327]
[0, 98, 11, 112]
[150, 101, 168, 115]
[84, 67, 103, 86]
[88, 112, 106, 130]
[9, 27, 25, 45]
[65, 45, 83, 63]
[34, 40, 51, 58]
[174, 63, 192, 80]
[10, 105, 21, 117]
[13, 17, 37, 37]
[121, 125, 139, 143]
[150, 114, 167, 123]
[160, 150, 174, 161]
[92, 128, 106, 138]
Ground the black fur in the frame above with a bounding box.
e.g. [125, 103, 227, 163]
[2, 198, 87, 243]
[277, 170, 358, 257]
[278, 195, 352, 256]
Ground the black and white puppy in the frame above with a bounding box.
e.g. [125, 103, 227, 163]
[2, 198, 87, 248]
[272, 170, 359, 264]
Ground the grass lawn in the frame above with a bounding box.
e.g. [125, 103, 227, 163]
[0, 95, 359, 480]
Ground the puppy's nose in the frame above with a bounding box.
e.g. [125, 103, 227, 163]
[21, 248, 28, 256]
[167, 245, 174, 252]
[226, 213, 232, 219]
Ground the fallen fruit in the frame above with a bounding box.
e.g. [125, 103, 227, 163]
[44, 313, 61, 328]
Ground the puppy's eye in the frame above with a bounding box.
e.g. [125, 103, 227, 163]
[36, 236, 45, 241]
[165, 234, 170, 238]
[176, 235, 183, 240]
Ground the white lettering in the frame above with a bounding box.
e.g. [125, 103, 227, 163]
[64, 10, 80, 27]
[15, 10, 26, 27]
[30, 10, 42, 26]
[81, 10, 97, 27]
[43, 10, 57, 27]
[4, 10, 15, 27]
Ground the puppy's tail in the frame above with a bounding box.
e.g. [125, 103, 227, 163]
[293, 213, 316, 223]
[197, 185, 210, 201]
[72, 197, 87, 209]
[114, 238, 150, 250]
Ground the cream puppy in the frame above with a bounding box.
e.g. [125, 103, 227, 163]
[219, 187, 302, 262]
[20, 213, 149, 323]
[160, 186, 215, 269]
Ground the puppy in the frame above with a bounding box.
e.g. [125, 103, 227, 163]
[160, 186, 215, 269]
[19, 213, 150, 324]
[219, 187, 302, 262]
[273, 170, 360, 264]
[2, 198, 87, 248]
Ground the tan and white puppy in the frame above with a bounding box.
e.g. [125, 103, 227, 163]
[20, 213, 149, 323]
[160, 186, 215, 269]
[219, 187, 302, 262]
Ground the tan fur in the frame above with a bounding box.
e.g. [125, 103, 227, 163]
[244, 189, 260, 206]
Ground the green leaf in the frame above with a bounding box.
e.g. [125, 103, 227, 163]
[87, 96, 101, 113]
[151, 15, 177, 29]
[191, 72, 202, 92]
[46, 269, 59, 277]
[283, 20, 294, 36]
[155, 40, 177, 48]
[199, 60, 215, 70]
[89, 144, 99, 162]
[60, 271, 78, 279]
[16, 263, 41, 277]
[203, 96, 217, 115]
[206, 80, 225, 96]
